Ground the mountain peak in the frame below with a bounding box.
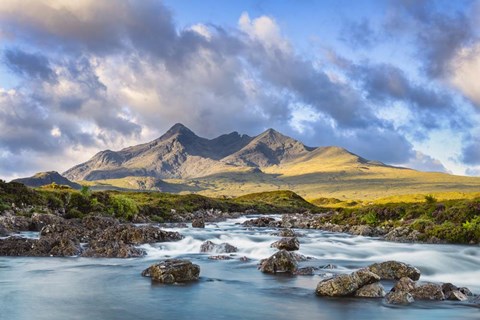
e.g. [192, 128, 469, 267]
[160, 123, 196, 140]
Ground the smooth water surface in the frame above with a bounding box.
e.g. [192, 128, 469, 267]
[1, 216, 479, 320]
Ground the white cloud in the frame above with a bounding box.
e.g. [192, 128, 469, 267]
[449, 43, 480, 107]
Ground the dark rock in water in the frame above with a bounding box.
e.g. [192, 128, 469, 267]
[259, 250, 298, 274]
[290, 252, 311, 261]
[411, 283, 445, 300]
[294, 266, 316, 275]
[459, 287, 473, 297]
[354, 283, 386, 298]
[200, 240, 237, 253]
[383, 227, 421, 242]
[142, 259, 200, 283]
[385, 291, 415, 305]
[95, 224, 183, 245]
[82, 215, 119, 230]
[0, 236, 81, 257]
[368, 261, 421, 280]
[208, 255, 232, 260]
[349, 225, 375, 237]
[320, 264, 337, 269]
[273, 229, 297, 237]
[81, 240, 145, 258]
[40, 220, 90, 243]
[270, 237, 300, 251]
[192, 218, 205, 228]
[239, 256, 250, 262]
[442, 283, 469, 301]
[315, 268, 380, 297]
[242, 217, 278, 228]
[473, 295, 480, 305]
[30, 213, 64, 231]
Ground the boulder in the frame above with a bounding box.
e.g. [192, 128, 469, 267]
[294, 266, 316, 275]
[30, 213, 64, 231]
[270, 237, 300, 251]
[191, 218, 205, 228]
[0, 224, 8, 237]
[349, 225, 374, 237]
[368, 261, 421, 280]
[259, 250, 298, 274]
[442, 283, 469, 301]
[276, 229, 297, 237]
[142, 259, 200, 283]
[354, 283, 386, 298]
[411, 283, 445, 300]
[0, 236, 81, 257]
[385, 291, 415, 305]
[393, 277, 416, 292]
[242, 217, 278, 228]
[82, 215, 119, 230]
[200, 240, 237, 253]
[315, 268, 380, 297]
[0, 214, 31, 232]
[95, 224, 183, 245]
[81, 240, 145, 258]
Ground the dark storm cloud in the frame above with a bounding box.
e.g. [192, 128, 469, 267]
[385, 0, 476, 78]
[4, 49, 57, 83]
[461, 138, 480, 165]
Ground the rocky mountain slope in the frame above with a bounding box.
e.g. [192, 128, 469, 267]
[13, 171, 81, 189]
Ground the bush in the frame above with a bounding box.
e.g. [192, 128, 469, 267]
[109, 195, 139, 221]
[361, 211, 378, 226]
[65, 208, 84, 219]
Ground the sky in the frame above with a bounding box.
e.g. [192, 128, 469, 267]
[0, 0, 480, 180]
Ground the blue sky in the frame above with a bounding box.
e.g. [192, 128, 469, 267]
[0, 0, 479, 180]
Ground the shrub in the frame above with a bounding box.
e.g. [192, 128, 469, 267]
[361, 211, 378, 226]
[65, 208, 84, 219]
[109, 195, 139, 221]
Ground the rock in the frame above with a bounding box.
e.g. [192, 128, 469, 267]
[95, 224, 184, 245]
[385, 291, 415, 305]
[315, 268, 380, 297]
[82, 215, 119, 230]
[290, 252, 311, 261]
[411, 283, 445, 300]
[393, 277, 416, 292]
[349, 225, 374, 237]
[0, 214, 31, 232]
[0, 224, 8, 236]
[459, 287, 473, 296]
[320, 264, 337, 269]
[30, 213, 64, 231]
[239, 256, 250, 262]
[270, 237, 300, 251]
[242, 217, 277, 228]
[354, 283, 386, 298]
[259, 250, 298, 274]
[200, 240, 237, 253]
[368, 261, 421, 280]
[142, 259, 200, 283]
[276, 229, 297, 237]
[0, 236, 81, 257]
[81, 240, 145, 258]
[442, 283, 468, 301]
[473, 295, 480, 305]
[384, 227, 421, 242]
[208, 255, 232, 260]
[191, 218, 205, 228]
[294, 266, 316, 275]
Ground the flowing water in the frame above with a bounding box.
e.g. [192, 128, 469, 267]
[1, 216, 479, 320]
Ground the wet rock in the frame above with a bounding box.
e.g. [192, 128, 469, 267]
[473, 295, 480, 305]
[276, 229, 297, 237]
[191, 218, 205, 228]
[0, 224, 8, 236]
[259, 250, 298, 274]
[459, 287, 473, 297]
[315, 268, 380, 297]
[0, 236, 81, 257]
[384, 227, 421, 242]
[81, 240, 145, 258]
[442, 283, 468, 301]
[270, 237, 300, 251]
[200, 240, 238, 253]
[208, 255, 232, 260]
[320, 264, 337, 269]
[0, 214, 31, 232]
[142, 259, 200, 283]
[82, 215, 119, 230]
[95, 224, 183, 245]
[393, 277, 416, 292]
[349, 225, 374, 237]
[411, 283, 445, 300]
[239, 256, 250, 262]
[40, 220, 90, 243]
[290, 252, 311, 261]
[30, 213, 64, 231]
[354, 283, 386, 298]
[385, 291, 415, 305]
[242, 217, 278, 228]
[294, 266, 316, 275]
[368, 261, 421, 280]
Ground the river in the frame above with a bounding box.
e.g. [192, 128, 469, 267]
[1, 215, 479, 320]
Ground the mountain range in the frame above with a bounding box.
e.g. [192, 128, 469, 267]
[15, 123, 480, 200]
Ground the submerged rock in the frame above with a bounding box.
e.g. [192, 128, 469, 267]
[354, 283, 386, 298]
[81, 240, 144, 258]
[142, 259, 200, 283]
[191, 218, 205, 228]
[259, 250, 298, 274]
[442, 283, 470, 301]
[208, 255, 232, 260]
[275, 229, 297, 237]
[294, 266, 316, 275]
[200, 240, 237, 253]
[315, 268, 380, 297]
[368, 261, 421, 280]
[270, 237, 300, 251]
[242, 217, 278, 228]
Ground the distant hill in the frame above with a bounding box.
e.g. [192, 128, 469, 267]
[13, 171, 81, 189]
[62, 123, 480, 200]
